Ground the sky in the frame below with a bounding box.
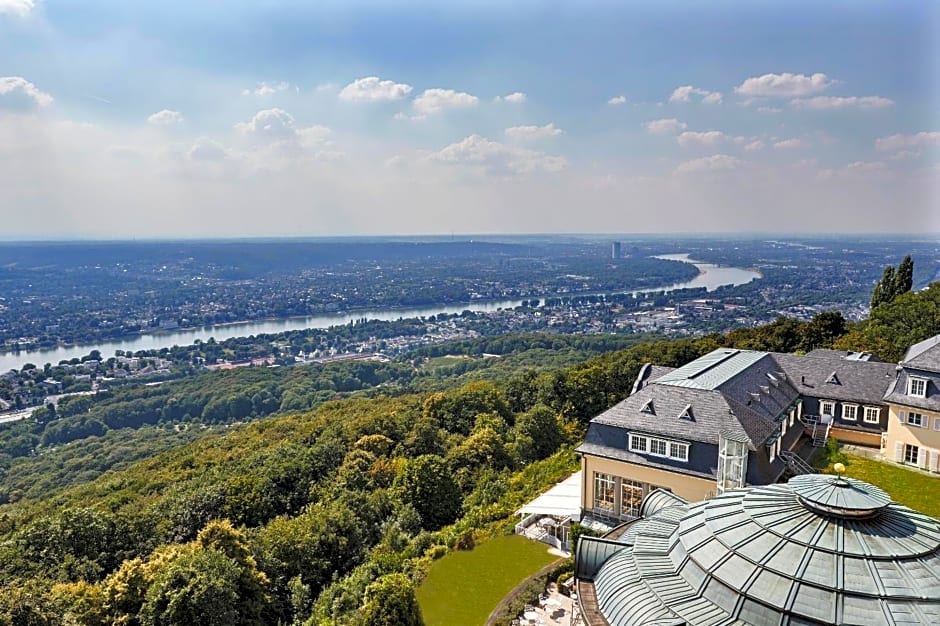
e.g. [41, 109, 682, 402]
[0, 0, 938, 239]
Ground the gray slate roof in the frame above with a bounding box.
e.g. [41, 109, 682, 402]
[587, 350, 802, 453]
[883, 368, 940, 413]
[902, 333, 940, 373]
[772, 351, 897, 405]
[805, 348, 880, 362]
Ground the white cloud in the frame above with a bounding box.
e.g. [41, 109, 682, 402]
[757, 106, 783, 113]
[429, 134, 565, 176]
[147, 109, 184, 126]
[875, 132, 940, 151]
[0, 0, 34, 17]
[188, 137, 227, 161]
[735, 72, 833, 97]
[677, 131, 727, 147]
[235, 108, 299, 139]
[790, 95, 894, 110]
[675, 154, 741, 174]
[338, 76, 413, 102]
[669, 85, 722, 104]
[743, 140, 765, 151]
[242, 81, 292, 96]
[0, 76, 53, 110]
[645, 118, 687, 135]
[888, 150, 920, 161]
[495, 92, 527, 103]
[412, 88, 478, 115]
[505, 123, 563, 142]
[608, 95, 627, 105]
[773, 138, 807, 150]
[233, 108, 332, 161]
[846, 161, 887, 172]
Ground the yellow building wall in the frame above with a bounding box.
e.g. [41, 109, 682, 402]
[581, 454, 715, 510]
[884, 404, 940, 474]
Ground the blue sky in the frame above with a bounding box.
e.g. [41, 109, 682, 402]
[0, 0, 937, 238]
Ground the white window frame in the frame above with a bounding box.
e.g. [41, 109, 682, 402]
[863, 406, 881, 424]
[842, 404, 858, 421]
[908, 377, 927, 397]
[820, 400, 835, 417]
[593, 472, 616, 513]
[934, 417, 940, 431]
[904, 443, 919, 465]
[628, 433, 689, 462]
[907, 412, 924, 427]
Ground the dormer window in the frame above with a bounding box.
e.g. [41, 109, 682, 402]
[908, 377, 927, 397]
[678, 404, 694, 420]
[826, 372, 841, 385]
[641, 400, 655, 415]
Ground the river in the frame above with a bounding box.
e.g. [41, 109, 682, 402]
[0, 254, 759, 372]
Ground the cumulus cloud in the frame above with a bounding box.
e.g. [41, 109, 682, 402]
[429, 134, 565, 176]
[608, 95, 627, 105]
[846, 161, 887, 172]
[233, 108, 333, 161]
[735, 72, 832, 97]
[675, 154, 741, 174]
[0, 76, 53, 110]
[669, 85, 722, 104]
[645, 118, 687, 135]
[339, 76, 413, 102]
[147, 109, 184, 126]
[0, 0, 34, 17]
[504, 123, 563, 142]
[677, 131, 728, 147]
[790, 95, 894, 110]
[413, 88, 478, 115]
[242, 81, 292, 96]
[743, 140, 765, 151]
[773, 138, 807, 150]
[188, 137, 227, 161]
[875, 132, 940, 151]
[495, 92, 527, 103]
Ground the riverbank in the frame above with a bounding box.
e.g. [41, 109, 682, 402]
[0, 254, 760, 372]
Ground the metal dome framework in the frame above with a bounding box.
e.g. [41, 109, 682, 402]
[578, 476, 940, 625]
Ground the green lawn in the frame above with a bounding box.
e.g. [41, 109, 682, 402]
[817, 453, 940, 518]
[417, 534, 560, 626]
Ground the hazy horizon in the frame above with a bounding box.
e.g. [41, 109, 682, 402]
[1, 1, 938, 238]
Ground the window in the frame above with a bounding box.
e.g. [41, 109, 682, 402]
[669, 441, 689, 461]
[863, 407, 880, 424]
[904, 444, 920, 465]
[935, 417, 940, 431]
[593, 473, 615, 513]
[908, 377, 927, 397]
[650, 439, 667, 456]
[842, 404, 858, 421]
[907, 412, 924, 427]
[620, 479, 643, 518]
[821, 401, 835, 417]
[629, 433, 689, 462]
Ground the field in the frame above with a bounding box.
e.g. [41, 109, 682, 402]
[817, 453, 940, 518]
[417, 534, 560, 626]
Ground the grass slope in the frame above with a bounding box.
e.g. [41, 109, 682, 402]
[417, 535, 559, 626]
[817, 453, 940, 518]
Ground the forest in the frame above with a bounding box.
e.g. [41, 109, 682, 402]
[0, 280, 936, 625]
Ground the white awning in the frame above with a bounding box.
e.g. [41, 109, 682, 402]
[516, 470, 582, 521]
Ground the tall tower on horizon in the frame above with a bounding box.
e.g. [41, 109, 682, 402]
[612, 241, 621, 259]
